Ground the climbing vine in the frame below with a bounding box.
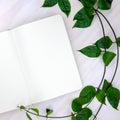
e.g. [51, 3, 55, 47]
[19, 0, 120, 120]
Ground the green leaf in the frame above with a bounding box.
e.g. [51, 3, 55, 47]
[19, 105, 26, 110]
[26, 113, 32, 120]
[79, 86, 96, 105]
[74, 7, 94, 20]
[117, 37, 120, 47]
[72, 116, 77, 120]
[58, 0, 71, 16]
[73, 7, 94, 28]
[98, 0, 113, 10]
[73, 19, 94, 28]
[103, 51, 116, 66]
[106, 86, 120, 109]
[30, 108, 39, 115]
[102, 79, 111, 91]
[72, 98, 82, 112]
[76, 108, 92, 120]
[79, 45, 101, 58]
[95, 36, 112, 49]
[96, 89, 106, 104]
[42, 0, 57, 7]
[46, 108, 53, 116]
[79, 0, 97, 8]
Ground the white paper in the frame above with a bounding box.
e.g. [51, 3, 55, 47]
[0, 31, 30, 113]
[0, 15, 82, 113]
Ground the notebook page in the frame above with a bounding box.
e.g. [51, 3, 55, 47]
[0, 31, 31, 113]
[11, 15, 82, 104]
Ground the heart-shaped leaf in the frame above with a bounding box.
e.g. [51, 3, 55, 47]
[30, 108, 39, 115]
[46, 108, 53, 116]
[79, 0, 97, 8]
[96, 89, 106, 104]
[58, 0, 71, 16]
[72, 98, 82, 112]
[103, 51, 116, 66]
[74, 7, 94, 21]
[73, 7, 94, 28]
[79, 86, 96, 105]
[26, 113, 32, 120]
[106, 86, 120, 109]
[98, 0, 113, 10]
[72, 116, 77, 120]
[76, 108, 92, 120]
[102, 79, 111, 91]
[95, 36, 112, 49]
[19, 105, 26, 110]
[42, 0, 58, 7]
[117, 37, 120, 47]
[79, 45, 101, 57]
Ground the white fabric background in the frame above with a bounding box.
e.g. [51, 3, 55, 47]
[0, 0, 120, 120]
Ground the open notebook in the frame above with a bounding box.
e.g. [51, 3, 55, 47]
[0, 15, 82, 113]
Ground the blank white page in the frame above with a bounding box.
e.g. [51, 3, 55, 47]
[11, 15, 82, 104]
[0, 31, 31, 113]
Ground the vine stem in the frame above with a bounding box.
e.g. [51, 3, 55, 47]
[24, 109, 73, 119]
[94, 8, 107, 89]
[92, 103, 103, 120]
[92, 9, 119, 120]
[96, 9, 119, 84]
[84, 9, 108, 110]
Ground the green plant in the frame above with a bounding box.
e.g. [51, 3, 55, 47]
[19, 0, 120, 120]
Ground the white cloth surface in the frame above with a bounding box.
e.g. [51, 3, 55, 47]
[0, 0, 120, 120]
